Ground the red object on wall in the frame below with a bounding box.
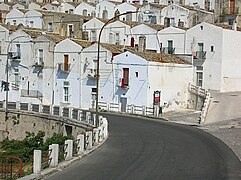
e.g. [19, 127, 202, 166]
[154, 96, 160, 103]
[131, 37, 134, 47]
[121, 78, 125, 88]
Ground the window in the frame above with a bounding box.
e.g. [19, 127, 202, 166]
[168, 40, 173, 54]
[13, 68, 20, 89]
[200, 26, 203, 30]
[109, 33, 114, 44]
[135, 72, 138, 77]
[230, 0, 234, 14]
[63, 81, 70, 103]
[69, 9, 73, 14]
[16, 44, 20, 57]
[29, 21, 34, 27]
[38, 49, 43, 64]
[83, 9, 87, 16]
[115, 33, 120, 45]
[68, 24, 73, 37]
[13, 20, 16, 25]
[196, 72, 203, 87]
[64, 55, 69, 71]
[211, 46, 214, 52]
[91, 30, 96, 42]
[122, 68, 129, 87]
[48, 22, 53, 32]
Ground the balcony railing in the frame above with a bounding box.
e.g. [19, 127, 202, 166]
[222, 6, 239, 15]
[21, 89, 43, 100]
[194, 51, 206, 60]
[9, 52, 21, 61]
[162, 47, 175, 54]
[58, 63, 71, 72]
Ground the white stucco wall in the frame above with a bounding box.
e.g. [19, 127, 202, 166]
[221, 29, 241, 92]
[186, 22, 223, 90]
[105, 21, 131, 45]
[25, 10, 43, 28]
[147, 62, 193, 111]
[131, 24, 159, 52]
[113, 51, 149, 106]
[28, 3, 41, 11]
[74, 2, 95, 16]
[115, 3, 137, 22]
[6, 9, 25, 26]
[158, 27, 186, 54]
[95, 0, 116, 19]
[58, 3, 75, 13]
[82, 18, 105, 42]
[161, 4, 189, 28]
[54, 39, 82, 107]
[0, 3, 11, 11]
[81, 43, 114, 109]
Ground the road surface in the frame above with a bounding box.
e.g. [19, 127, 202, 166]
[46, 113, 241, 180]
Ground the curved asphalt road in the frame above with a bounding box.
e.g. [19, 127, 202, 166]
[47, 113, 241, 180]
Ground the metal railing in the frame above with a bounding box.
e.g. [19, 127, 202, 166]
[194, 51, 206, 60]
[21, 90, 43, 100]
[162, 47, 175, 54]
[0, 156, 23, 179]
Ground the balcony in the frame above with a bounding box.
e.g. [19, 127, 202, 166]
[87, 69, 97, 79]
[58, 63, 71, 73]
[161, 47, 175, 54]
[193, 51, 206, 60]
[33, 61, 44, 68]
[21, 89, 43, 101]
[9, 52, 21, 61]
[222, 6, 239, 15]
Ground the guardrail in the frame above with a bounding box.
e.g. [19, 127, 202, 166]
[30, 117, 108, 176]
[188, 83, 210, 123]
[0, 101, 96, 128]
[98, 101, 158, 117]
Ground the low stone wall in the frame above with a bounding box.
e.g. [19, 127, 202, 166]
[0, 110, 92, 141]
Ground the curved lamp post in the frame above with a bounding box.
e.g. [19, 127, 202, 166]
[95, 10, 139, 126]
[5, 35, 30, 121]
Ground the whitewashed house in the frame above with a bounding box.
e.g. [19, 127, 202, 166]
[81, 43, 123, 109]
[33, 33, 65, 105]
[12, 3, 25, 10]
[115, 2, 137, 22]
[53, 38, 91, 107]
[0, 29, 42, 104]
[28, 2, 42, 11]
[95, 0, 117, 19]
[131, 23, 162, 53]
[0, 2, 12, 11]
[158, 26, 186, 55]
[186, 22, 241, 92]
[74, 1, 96, 17]
[41, 3, 58, 12]
[112, 49, 193, 112]
[6, 9, 25, 26]
[140, 3, 166, 24]
[25, 10, 43, 28]
[105, 20, 132, 45]
[58, 2, 77, 14]
[82, 17, 105, 42]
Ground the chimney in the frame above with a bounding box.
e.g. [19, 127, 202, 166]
[232, 21, 237, 31]
[178, 20, 184, 27]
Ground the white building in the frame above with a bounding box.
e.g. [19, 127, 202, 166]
[58, 2, 77, 14]
[186, 22, 241, 92]
[81, 43, 123, 109]
[74, 1, 96, 17]
[113, 49, 193, 111]
[115, 2, 137, 22]
[158, 26, 186, 55]
[53, 38, 91, 107]
[95, 0, 117, 19]
[131, 23, 162, 52]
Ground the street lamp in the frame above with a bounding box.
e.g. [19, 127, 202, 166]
[95, 10, 139, 126]
[5, 35, 30, 121]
